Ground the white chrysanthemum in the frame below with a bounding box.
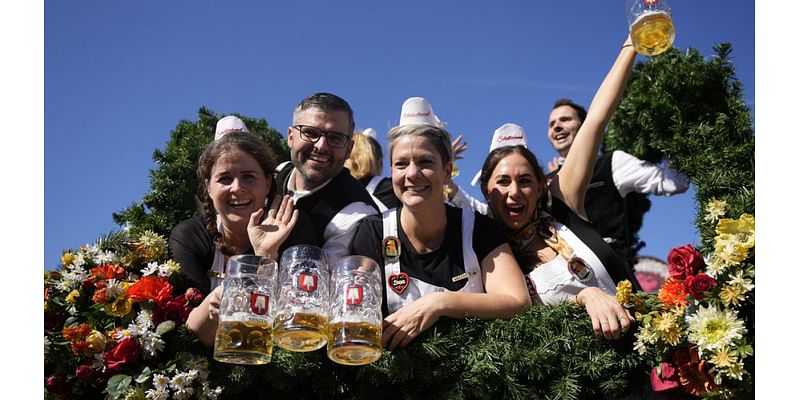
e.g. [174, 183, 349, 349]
[145, 388, 169, 400]
[141, 262, 160, 277]
[105, 279, 126, 299]
[152, 373, 170, 391]
[44, 336, 51, 356]
[72, 254, 87, 268]
[94, 250, 116, 264]
[704, 199, 727, 222]
[139, 331, 165, 358]
[92, 353, 105, 371]
[633, 325, 658, 355]
[686, 305, 747, 356]
[201, 382, 223, 400]
[185, 357, 210, 380]
[114, 328, 133, 341]
[136, 310, 155, 330]
[727, 270, 755, 293]
[173, 387, 195, 400]
[723, 359, 746, 381]
[170, 370, 196, 390]
[55, 270, 89, 292]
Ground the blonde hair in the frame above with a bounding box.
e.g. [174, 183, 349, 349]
[387, 124, 453, 167]
[345, 132, 383, 180]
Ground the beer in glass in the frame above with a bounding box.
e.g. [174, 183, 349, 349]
[626, 0, 675, 56]
[327, 256, 383, 366]
[213, 255, 278, 365]
[273, 245, 331, 352]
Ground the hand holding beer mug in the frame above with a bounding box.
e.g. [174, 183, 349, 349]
[327, 256, 383, 366]
[213, 255, 278, 365]
[273, 245, 330, 352]
[626, 0, 675, 56]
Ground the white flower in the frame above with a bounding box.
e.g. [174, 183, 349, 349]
[105, 279, 126, 299]
[94, 250, 116, 264]
[173, 386, 195, 400]
[139, 331, 165, 358]
[55, 270, 89, 292]
[136, 309, 155, 331]
[185, 356, 210, 380]
[44, 336, 51, 356]
[686, 305, 747, 356]
[152, 373, 170, 391]
[201, 382, 223, 400]
[727, 270, 755, 293]
[141, 262, 160, 276]
[145, 388, 169, 400]
[91, 354, 105, 371]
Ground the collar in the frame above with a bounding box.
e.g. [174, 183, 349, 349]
[286, 168, 334, 202]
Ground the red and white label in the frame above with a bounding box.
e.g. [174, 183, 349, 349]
[250, 292, 269, 315]
[298, 273, 318, 292]
[345, 286, 363, 305]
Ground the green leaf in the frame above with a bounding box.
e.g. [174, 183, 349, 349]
[105, 374, 132, 399]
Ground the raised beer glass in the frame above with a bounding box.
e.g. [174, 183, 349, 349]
[626, 0, 675, 56]
[273, 245, 331, 352]
[213, 255, 278, 365]
[327, 256, 383, 366]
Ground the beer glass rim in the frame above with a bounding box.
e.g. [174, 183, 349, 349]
[280, 244, 328, 265]
[227, 254, 276, 276]
[332, 255, 381, 279]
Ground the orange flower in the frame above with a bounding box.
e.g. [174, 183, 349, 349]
[659, 278, 689, 309]
[678, 360, 718, 396]
[92, 288, 110, 304]
[62, 323, 93, 354]
[127, 276, 173, 304]
[90, 263, 126, 281]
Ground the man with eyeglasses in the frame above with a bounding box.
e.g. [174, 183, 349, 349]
[273, 92, 379, 265]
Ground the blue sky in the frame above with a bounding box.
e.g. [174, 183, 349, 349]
[43, 1, 754, 268]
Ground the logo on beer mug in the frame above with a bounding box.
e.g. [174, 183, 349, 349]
[345, 286, 363, 305]
[298, 273, 318, 292]
[250, 291, 270, 315]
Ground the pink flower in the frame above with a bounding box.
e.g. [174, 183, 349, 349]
[103, 336, 140, 372]
[684, 273, 717, 301]
[650, 362, 680, 393]
[667, 244, 704, 281]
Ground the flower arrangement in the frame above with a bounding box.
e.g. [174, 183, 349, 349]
[617, 199, 755, 398]
[44, 230, 222, 400]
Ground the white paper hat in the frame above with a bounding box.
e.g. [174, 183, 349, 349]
[214, 116, 250, 140]
[398, 97, 447, 128]
[362, 128, 378, 139]
[470, 123, 529, 186]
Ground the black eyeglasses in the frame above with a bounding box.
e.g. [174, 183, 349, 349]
[292, 125, 351, 149]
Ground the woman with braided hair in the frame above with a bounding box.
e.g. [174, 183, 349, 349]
[169, 130, 297, 345]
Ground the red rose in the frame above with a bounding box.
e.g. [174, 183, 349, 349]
[650, 362, 680, 392]
[684, 273, 717, 301]
[127, 276, 173, 304]
[76, 363, 108, 389]
[667, 244, 705, 281]
[45, 375, 71, 398]
[103, 336, 140, 372]
[75, 363, 94, 381]
[185, 287, 204, 304]
[153, 295, 191, 325]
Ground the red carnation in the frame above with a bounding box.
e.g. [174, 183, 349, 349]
[667, 244, 705, 281]
[127, 276, 173, 304]
[153, 295, 191, 325]
[185, 287, 204, 304]
[650, 362, 680, 393]
[684, 273, 717, 301]
[103, 336, 140, 372]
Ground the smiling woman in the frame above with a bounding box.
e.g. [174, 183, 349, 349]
[349, 119, 531, 351]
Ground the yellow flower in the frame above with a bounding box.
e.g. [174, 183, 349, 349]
[132, 230, 168, 262]
[65, 290, 81, 304]
[723, 359, 746, 381]
[83, 330, 107, 355]
[105, 296, 133, 317]
[615, 280, 632, 305]
[704, 199, 727, 222]
[713, 235, 750, 266]
[719, 284, 747, 307]
[163, 260, 181, 275]
[709, 346, 736, 369]
[61, 251, 76, 267]
[716, 214, 755, 249]
[705, 256, 727, 278]
[653, 311, 683, 346]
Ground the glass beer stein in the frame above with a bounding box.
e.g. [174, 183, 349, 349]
[273, 245, 331, 352]
[626, 0, 675, 56]
[327, 256, 383, 366]
[213, 255, 278, 365]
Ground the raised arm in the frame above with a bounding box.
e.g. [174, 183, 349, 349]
[554, 36, 636, 218]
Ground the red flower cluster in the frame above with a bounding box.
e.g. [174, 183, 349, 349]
[666, 244, 717, 301]
[153, 288, 204, 325]
[103, 336, 141, 372]
[90, 263, 126, 282]
[127, 275, 173, 304]
[673, 347, 718, 396]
